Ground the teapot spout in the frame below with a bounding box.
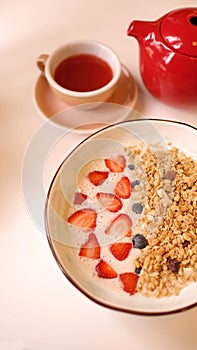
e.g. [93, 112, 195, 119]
[127, 20, 158, 41]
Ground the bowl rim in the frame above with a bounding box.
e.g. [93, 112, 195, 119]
[45, 118, 197, 316]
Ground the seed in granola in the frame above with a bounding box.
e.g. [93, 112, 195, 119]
[132, 234, 148, 249]
[131, 180, 141, 188]
[132, 202, 143, 214]
[164, 170, 176, 180]
[182, 240, 190, 248]
[166, 257, 180, 273]
[128, 164, 135, 171]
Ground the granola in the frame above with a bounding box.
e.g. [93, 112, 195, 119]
[127, 145, 197, 298]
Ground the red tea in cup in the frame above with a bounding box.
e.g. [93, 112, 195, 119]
[54, 54, 113, 92]
[37, 40, 121, 106]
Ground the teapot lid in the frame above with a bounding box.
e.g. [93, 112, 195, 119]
[160, 8, 197, 57]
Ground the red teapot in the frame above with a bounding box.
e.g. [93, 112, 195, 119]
[127, 8, 197, 106]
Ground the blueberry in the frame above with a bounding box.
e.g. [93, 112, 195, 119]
[132, 202, 143, 214]
[128, 164, 135, 171]
[132, 234, 148, 249]
[131, 180, 140, 188]
[135, 266, 142, 274]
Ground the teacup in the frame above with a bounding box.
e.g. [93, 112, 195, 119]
[37, 40, 121, 107]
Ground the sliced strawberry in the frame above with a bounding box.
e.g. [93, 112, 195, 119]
[67, 208, 97, 230]
[79, 233, 100, 259]
[105, 213, 132, 237]
[110, 242, 132, 261]
[88, 170, 109, 186]
[125, 229, 132, 238]
[119, 272, 139, 295]
[73, 192, 87, 205]
[96, 259, 118, 279]
[115, 176, 132, 199]
[96, 192, 122, 212]
[105, 154, 126, 173]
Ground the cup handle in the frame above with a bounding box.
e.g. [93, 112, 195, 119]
[37, 54, 49, 75]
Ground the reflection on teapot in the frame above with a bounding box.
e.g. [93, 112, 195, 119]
[127, 8, 197, 106]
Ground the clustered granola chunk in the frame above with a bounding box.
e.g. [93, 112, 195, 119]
[129, 145, 197, 298]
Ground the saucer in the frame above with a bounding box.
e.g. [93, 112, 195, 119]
[34, 65, 138, 133]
